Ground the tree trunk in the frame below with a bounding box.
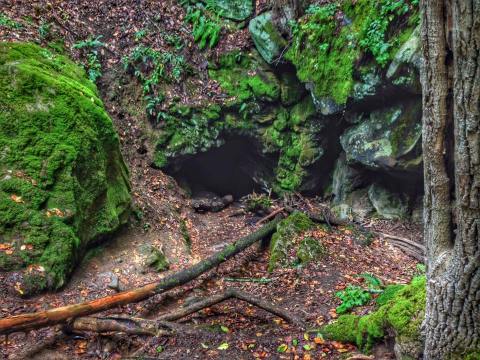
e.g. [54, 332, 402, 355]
[421, 1, 480, 358]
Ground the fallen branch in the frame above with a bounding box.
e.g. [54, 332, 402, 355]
[0, 217, 282, 336]
[256, 207, 285, 225]
[223, 277, 272, 283]
[158, 288, 305, 328]
[64, 288, 304, 336]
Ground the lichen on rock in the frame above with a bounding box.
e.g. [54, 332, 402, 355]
[0, 42, 131, 295]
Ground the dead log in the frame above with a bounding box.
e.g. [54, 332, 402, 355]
[0, 217, 282, 336]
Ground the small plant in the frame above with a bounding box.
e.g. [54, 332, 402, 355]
[38, 22, 51, 40]
[134, 28, 148, 41]
[0, 13, 22, 29]
[184, 6, 222, 49]
[164, 33, 184, 51]
[335, 285, 372, 314]
[73, 35, 105, 82]
[73, 35, 105, 50]
[245, 193, 272, 214]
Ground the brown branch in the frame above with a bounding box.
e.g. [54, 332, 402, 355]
[0, 217, 282, 336]
[256, 207, 285, 225]
[158, 288, 305, 328]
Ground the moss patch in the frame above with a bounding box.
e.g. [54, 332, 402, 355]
[286, 0, 419, 104]
[322, 276, 426, 351]
[0, 42, 131, 294]
[268, 212, 316, 271]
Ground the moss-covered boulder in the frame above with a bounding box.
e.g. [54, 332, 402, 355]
[268, 212, 323, 271]
[209, 0, 253, 21]
[340, 100, 422, 172]
[0, 43, 131, 295]
[322, 276, 426, 357]
[249, 11, 287, 64]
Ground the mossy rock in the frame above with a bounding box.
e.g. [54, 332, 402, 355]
[296, 236, 326, 265]
[249, 11, 287, 64]
[286, 0, 419, 104]
[322, 276, 426, 354]
[340, 100, 422, 172]
[268, 212, 315, 271]
[368, 183, 408, 220]
[0, 42, 131, 295]
[209, 0, 253, 21]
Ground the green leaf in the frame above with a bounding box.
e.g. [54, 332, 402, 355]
[277, 344, 288, 353]
[156, 345, 164, 353]
[292, 338, 299, 346]
[217, 342, 229, 350]
[220, 325, 229, 333]
[303, 344, 312, 351]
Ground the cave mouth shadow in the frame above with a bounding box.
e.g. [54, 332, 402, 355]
[165, 136, 276, 198]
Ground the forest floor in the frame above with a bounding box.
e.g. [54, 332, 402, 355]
[1, 1, 423, 359]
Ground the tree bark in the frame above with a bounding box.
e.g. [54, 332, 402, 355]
[421, 1, 480, 358]
[0, 217, 281, 336]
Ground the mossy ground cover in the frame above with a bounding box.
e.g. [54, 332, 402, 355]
[286, 0, 419, 104]
[322, 276, 426, 351]
[0, 42, 131, 294]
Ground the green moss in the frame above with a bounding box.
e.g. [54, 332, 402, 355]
[322, 276, 426, 351]
[268, 212, 315, 271]
[0, 42, 131, 294]
[296, 236, 326, 265]
[289, 96, 316, 127]
[286, 0, 418, 104]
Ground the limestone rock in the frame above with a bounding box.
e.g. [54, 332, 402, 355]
[340, 100, 422, 172]
[368, 184, 408, 220]
[210, 0, 253, 21]
[249, 11, 287, 64]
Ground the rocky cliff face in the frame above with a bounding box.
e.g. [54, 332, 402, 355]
[147, 0, 422, 221]
[0, 43, 131, 295]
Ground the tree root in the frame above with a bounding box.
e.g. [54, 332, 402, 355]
[61, 288, 304, 336]
[0, 217, 282, 336]
[158, 288, 305, 328]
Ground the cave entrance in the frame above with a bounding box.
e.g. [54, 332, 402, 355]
[166, 136, 275, 198]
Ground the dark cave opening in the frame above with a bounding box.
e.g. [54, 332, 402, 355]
[165, 136, 276, 199]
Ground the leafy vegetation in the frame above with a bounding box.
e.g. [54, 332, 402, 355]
[335, 285, 372, 314]
[183, 2, 222, 49]
[0, 13, 22, 29]
[73, 35, 105, 82]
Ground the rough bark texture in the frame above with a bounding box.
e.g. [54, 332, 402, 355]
[0, 217, 281, 335]
[421, 0, 480, 358]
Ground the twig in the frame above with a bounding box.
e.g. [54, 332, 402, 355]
[256, 207, 285, 225]
[224, 277, 272, 283]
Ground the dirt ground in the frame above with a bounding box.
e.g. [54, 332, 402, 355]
[0, 1, 424, 359]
